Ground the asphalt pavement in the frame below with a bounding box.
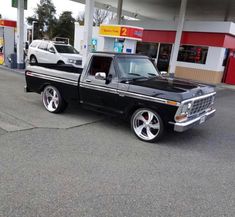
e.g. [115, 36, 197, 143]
[0, 67, 235, 217]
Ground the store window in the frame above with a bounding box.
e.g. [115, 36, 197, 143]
[136, 42, 158, 59]
[177, 45, 208, 64]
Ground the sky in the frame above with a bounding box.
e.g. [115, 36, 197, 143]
[0, 0, 85, 21]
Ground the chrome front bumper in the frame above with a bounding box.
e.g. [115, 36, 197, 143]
[172, 109, 216, 132]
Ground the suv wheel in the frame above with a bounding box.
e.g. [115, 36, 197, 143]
[30, 55, 38, 64]
[42, 85, 67, 113]
[131, 108, 164, 142]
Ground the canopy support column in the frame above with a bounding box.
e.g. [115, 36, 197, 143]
[117, 0, 123, 24]
[17, 0, 25, 69]
[169, 0, 187, 76]
[82, 0, 94, 67]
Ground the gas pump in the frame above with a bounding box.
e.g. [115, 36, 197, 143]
[0, 27, 5, 65]
[0, 20, 17, 67]
[99, 25, 144, 54]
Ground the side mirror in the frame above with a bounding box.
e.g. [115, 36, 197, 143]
[48, 48, 55, 54]
[95, 72, 106, 80]
[160, 71, 168, 76]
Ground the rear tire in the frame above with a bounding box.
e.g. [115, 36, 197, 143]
[42, 85, 67, 113]
[131, 108, 164, 142]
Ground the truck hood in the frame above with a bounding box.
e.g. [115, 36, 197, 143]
[127, 76, 215, 102]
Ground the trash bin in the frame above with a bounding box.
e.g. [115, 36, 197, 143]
[7, 53, 17, 69]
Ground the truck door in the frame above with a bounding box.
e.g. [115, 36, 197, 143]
[80, 55, 120, 113]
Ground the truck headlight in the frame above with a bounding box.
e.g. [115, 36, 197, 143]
[181, 102, 192, 114]
[68, 59, 76, 64]
[175, 102, 192, 122]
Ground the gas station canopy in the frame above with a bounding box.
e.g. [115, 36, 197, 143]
[71, 0, 235, 21]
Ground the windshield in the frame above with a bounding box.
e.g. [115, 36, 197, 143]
[54, 45, 79, 54]
[116, 57, 159, 80]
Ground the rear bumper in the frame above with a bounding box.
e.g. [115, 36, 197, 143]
[172, 109, 216, 132]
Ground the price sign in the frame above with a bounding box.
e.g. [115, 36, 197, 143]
[12, 0, 28, 10]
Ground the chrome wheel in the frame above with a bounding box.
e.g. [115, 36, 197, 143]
[42, 86, 60, 112]
[132, 109, 163, 142]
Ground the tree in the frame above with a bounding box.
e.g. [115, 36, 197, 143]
[77, 9, 114, 27]
[27, 0, 57, 39]
[53, 11, 75, 45]
[76, 12, 85, 26]
[93, 9, 110, 26]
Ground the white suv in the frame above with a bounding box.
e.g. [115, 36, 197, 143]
[28, 40, 82, 67]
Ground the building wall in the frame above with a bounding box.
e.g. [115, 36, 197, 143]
[74, 21, 234, 84]
[175, 67, 224, 84]
[124, 20, 235, 36]
[175, 47, 226, 84]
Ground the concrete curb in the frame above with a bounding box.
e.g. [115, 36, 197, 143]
[216, 83, 235, 91]
[0, 65, 25, 75]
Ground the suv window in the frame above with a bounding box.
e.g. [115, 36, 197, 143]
[88, 56, 113, 76]
[48, 44, 56, 53]
[30, 41, 40, 48]
[54, 45, 79, 54]
[38, 41, 49, 51]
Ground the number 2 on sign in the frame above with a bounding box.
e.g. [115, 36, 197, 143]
[121, 28, 127, 36]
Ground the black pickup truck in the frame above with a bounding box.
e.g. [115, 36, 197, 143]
[25, 52, 216, 142]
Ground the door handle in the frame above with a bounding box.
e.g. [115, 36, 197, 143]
[86, 79, 91, 83]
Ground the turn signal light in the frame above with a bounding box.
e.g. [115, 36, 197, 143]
[175, 114, 187, 122]
[167, 100, 178, 106]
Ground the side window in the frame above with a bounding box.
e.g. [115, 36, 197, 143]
[48, 44, 55, 53]
[30, 41, 39, 48]
[38, 42, 49, 51]
[88, 56, 113, 77]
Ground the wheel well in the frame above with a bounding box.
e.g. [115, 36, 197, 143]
[127, 104, 171, 126]
[30, 54, 36, 60]
[57, 60, 65, 64]
[39, 83, 51, 93]
[39, 83, 68, 103]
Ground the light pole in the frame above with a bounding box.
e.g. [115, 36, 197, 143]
[32, 21, 38, 42]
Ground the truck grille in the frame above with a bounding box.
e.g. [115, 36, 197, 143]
[189, 95, 214, 116]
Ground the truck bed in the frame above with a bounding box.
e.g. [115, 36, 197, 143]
[25, 64, 81, 102]
[26, 64, 81, 85]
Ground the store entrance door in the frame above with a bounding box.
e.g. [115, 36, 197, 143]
[156, 44, 172, 72]
[223, 49, 235, 85]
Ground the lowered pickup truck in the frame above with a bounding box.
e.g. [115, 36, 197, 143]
[25, 52, 216, 142]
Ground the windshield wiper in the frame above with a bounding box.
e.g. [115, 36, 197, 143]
[133, 76, 149, 80]
[147, 73, 158, 77]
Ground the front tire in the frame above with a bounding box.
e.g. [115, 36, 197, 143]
[131, 108, 164, 142]
[42, 85, 67, 113]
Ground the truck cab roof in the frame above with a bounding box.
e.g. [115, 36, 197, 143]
[91, 52, 149, 58]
